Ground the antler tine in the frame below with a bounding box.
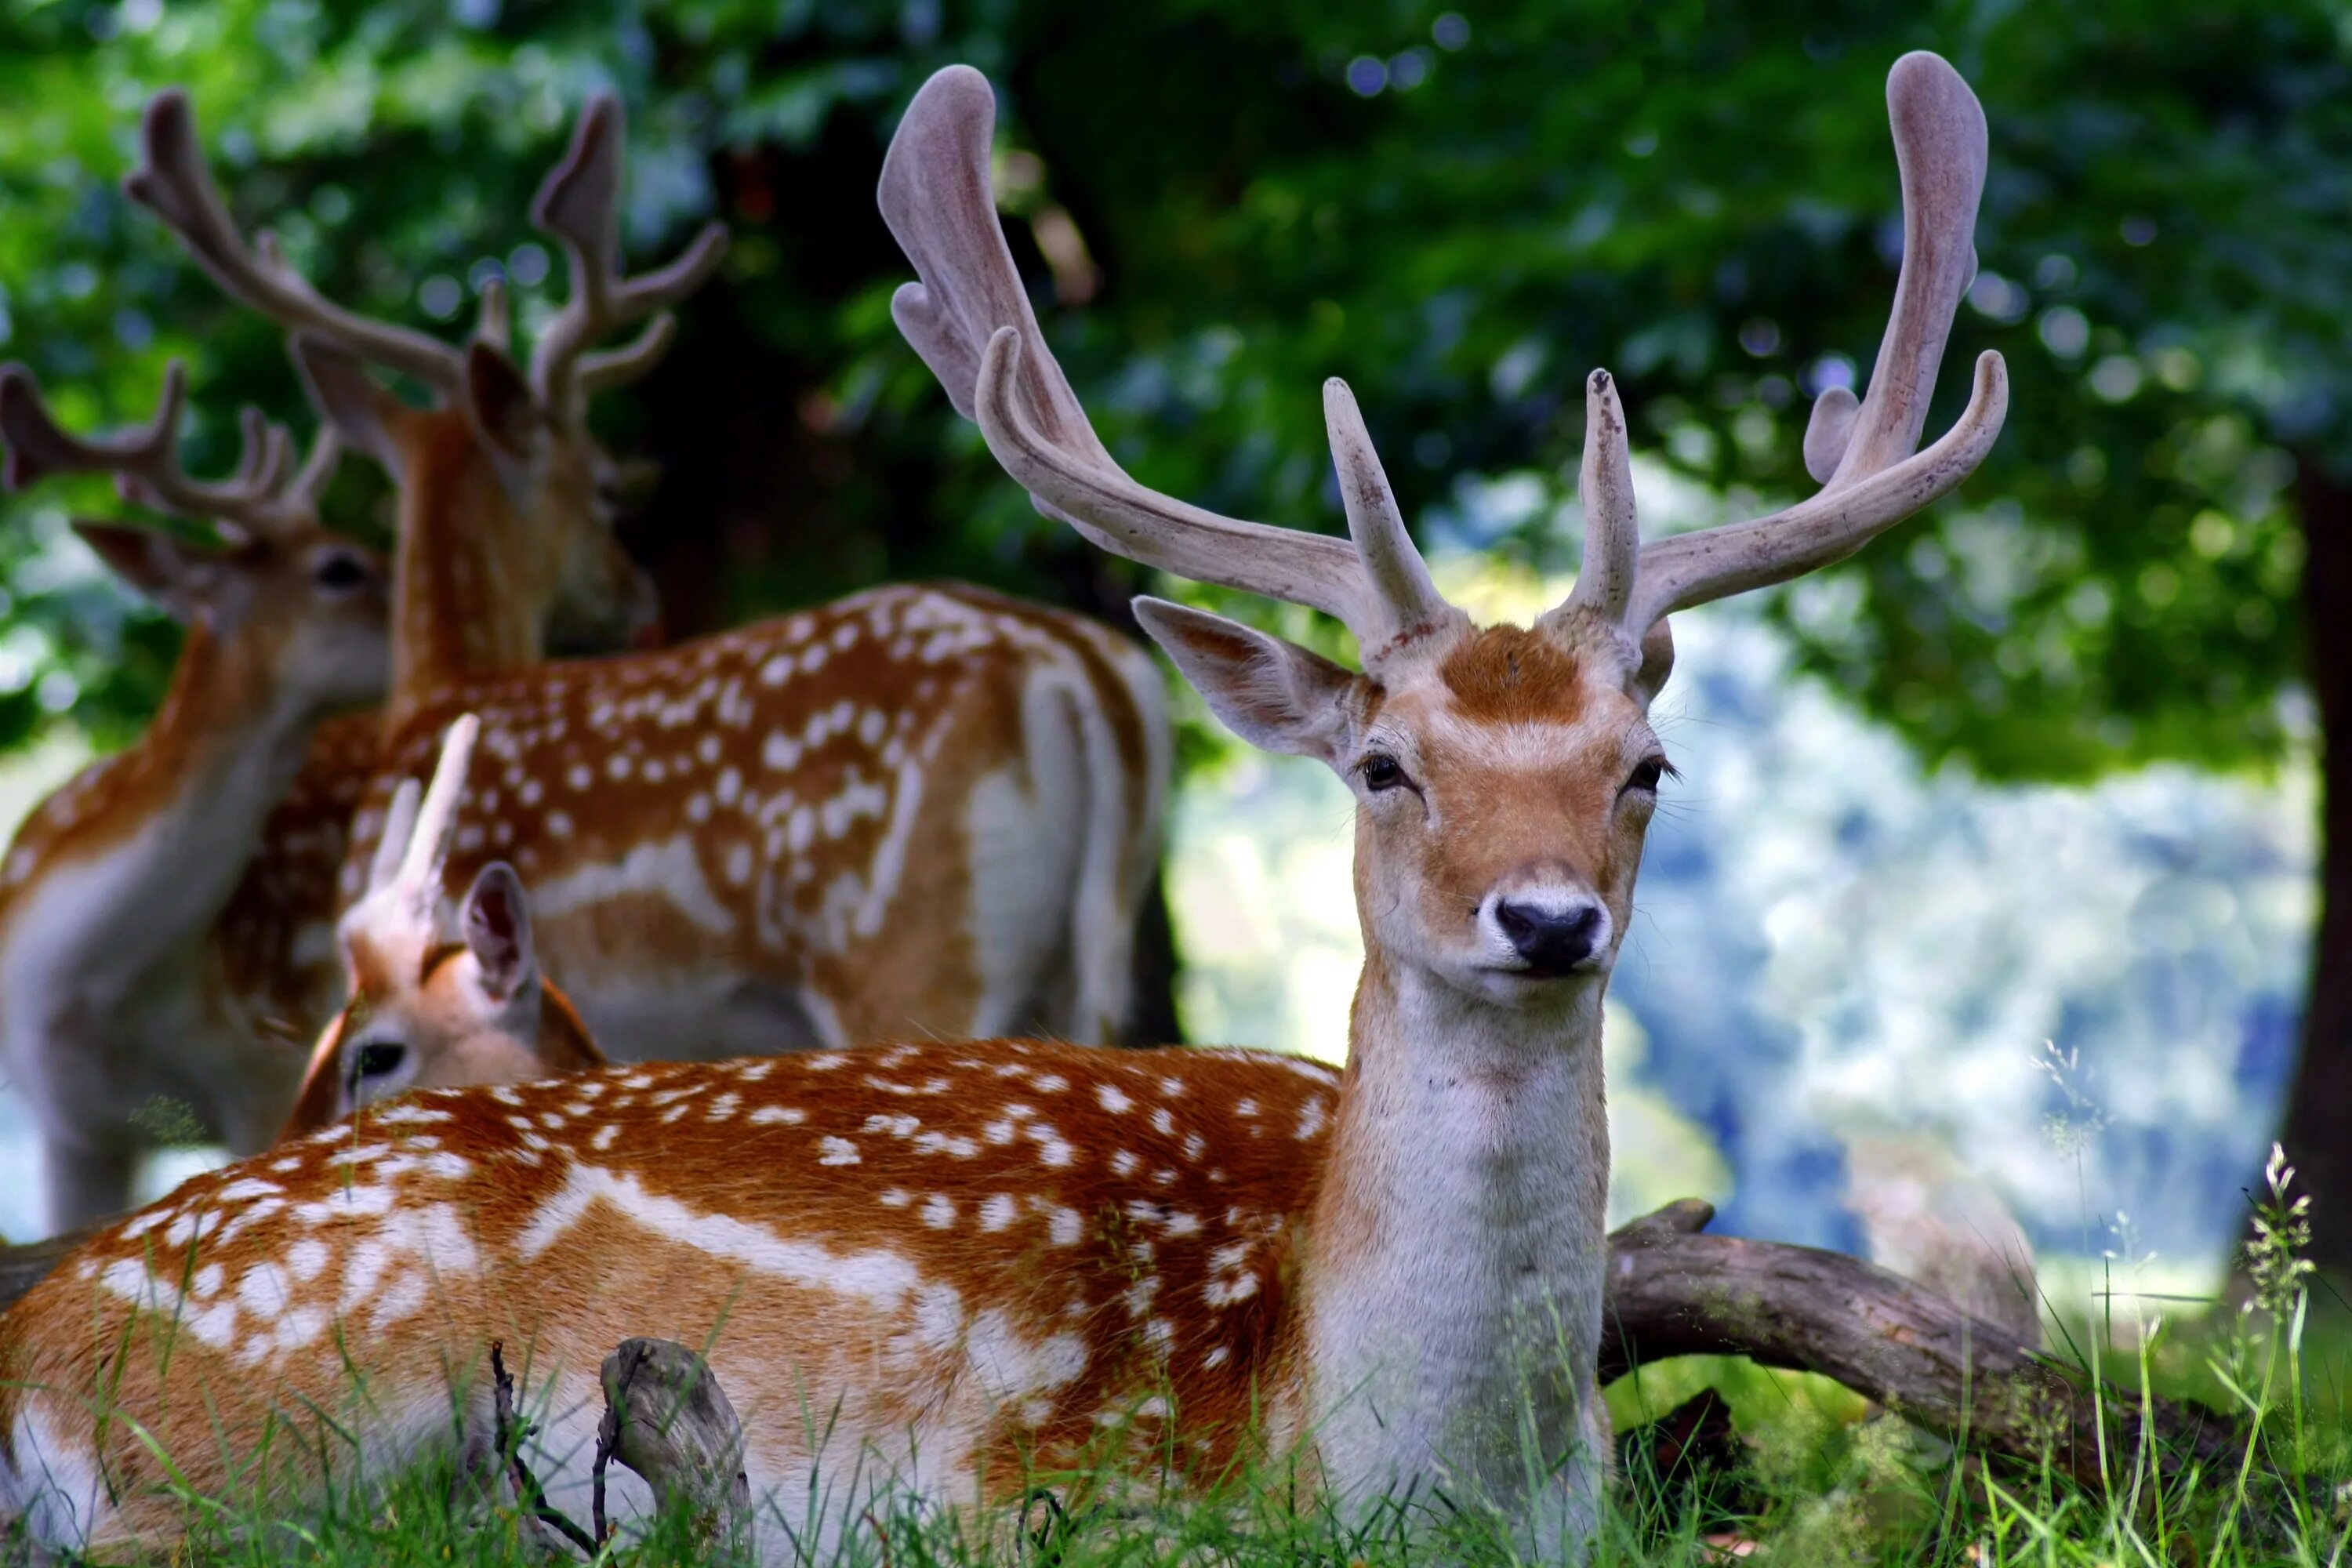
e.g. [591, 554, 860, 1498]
[884, 66, 1448, 650]
[528, 93, 729, 415]
[575, 314, 677, 397]
[289, 420, 343, 511]
[0, 359, 311, 539]
[124, 91, 463, 397]
[1552, 369, 1639, 629]
[1323, 379, 1450, 638]
[474, 277, 512, 354]
[366, 779, 421, 897]
[393, 713, 479, 909]
[1613, 50, 2009, 633]
[227, 407, 296, 501]
[1821, 52, 1987, 493]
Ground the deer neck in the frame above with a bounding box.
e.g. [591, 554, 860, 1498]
[1303, 946, 1612, 1537]
[388, 421, 547, 725]
[0, 620, 325, 1018]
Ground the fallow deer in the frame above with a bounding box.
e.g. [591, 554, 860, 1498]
[0, 363, 390, 1229]
[131, 90, 1172, 1059]
[277, 714, 605, 1138]
[0, 51, 2003, 1562]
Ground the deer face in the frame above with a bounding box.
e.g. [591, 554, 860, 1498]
[74, 520, 392, 717]
[1139, 603, 1671, 1009]
[457, 343, 661, 652]
[286, 857, 601, 1136]
[299, 343, 660, 659]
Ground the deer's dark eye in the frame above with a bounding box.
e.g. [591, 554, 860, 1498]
[353, 1040, 406, 1081]
[1361, 754, 1406, 793]
[1622, 756, 1669, 797]
[313, 551, 371, 592]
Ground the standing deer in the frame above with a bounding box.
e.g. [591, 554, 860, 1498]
[0, 363, 390, 1229]
[0, 51, 2003, 1562]
[130, 89, 1171, 1062]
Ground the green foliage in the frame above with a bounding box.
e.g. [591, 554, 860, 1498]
[0, 0, 2343, 787]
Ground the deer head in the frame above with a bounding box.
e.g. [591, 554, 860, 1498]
[0, 360, 388, 717]
[882, 56, 2006, 1009]
[122, 92, 727, 706]
[279, 714, 602, 1138]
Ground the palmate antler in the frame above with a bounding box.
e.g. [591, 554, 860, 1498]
[125, 92, 727, 419]
[880, 56, 2008, 661]
[0, 359, 338, 542]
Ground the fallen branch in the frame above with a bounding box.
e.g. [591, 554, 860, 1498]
[1599, 1199, 2242, 1492]
[594, 1338, 750, 1553]
[0, 1229, 92, 1313]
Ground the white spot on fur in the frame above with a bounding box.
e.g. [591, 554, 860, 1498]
[531, 834, 737, 935]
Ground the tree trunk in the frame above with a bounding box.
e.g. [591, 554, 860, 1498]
[2278, 464, 2352, 1277]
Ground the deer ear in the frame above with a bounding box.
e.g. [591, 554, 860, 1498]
[462, 343, 543, 459]
[293, 338, 409, 473]
[277, 1012, 351, 1141]
[1130, 596, 1357, 768]
[1631, 618, 1676, 708]
[461, 861, 538, 1004]
[74, 521, 212, 621]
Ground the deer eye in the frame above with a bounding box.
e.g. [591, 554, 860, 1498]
[1359, 753, 1407, 793]
[1621, 755, 1670, 797]
[312, 551, 372, 593]
[353, 1040, 407, 1081]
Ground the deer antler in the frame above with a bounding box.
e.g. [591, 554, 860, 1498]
[528, 95, 729, 419]
[341, 713, 479, 965]
[879, 67, 1450, 655]
[0, 360, 338, 542]
[881, 55, 2007, 662]
[124, 91, 465, 398]
[1586, 51, 2010, 637]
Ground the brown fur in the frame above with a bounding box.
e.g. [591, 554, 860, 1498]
[1435, 625, 1596, 725]
[343, 583, 1167, 1055]
[0, 1040, 1338, 1548]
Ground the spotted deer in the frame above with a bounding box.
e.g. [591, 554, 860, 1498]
[278, 715, 605, 1138]
[0, 51, 2004, 1562]
[0, 362, 391, 1230]
[132, 89, 1171, 1062]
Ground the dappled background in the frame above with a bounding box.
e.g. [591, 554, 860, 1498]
[0, 0, 2341, 1290]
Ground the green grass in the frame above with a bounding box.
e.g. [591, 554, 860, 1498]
[24, 1311, 2352, 1568]
[17, 1157, 2351, 1565]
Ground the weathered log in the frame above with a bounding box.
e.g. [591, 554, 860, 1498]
[1600, 1198, 2242, 1492]
[0, 1229, 91, 1314]
[593, 1338, 750, 1553]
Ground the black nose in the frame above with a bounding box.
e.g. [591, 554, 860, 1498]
[1494, 900, 1604, 975]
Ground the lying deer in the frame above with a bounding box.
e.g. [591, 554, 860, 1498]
[0, 51, 2004, 1561]
[131, 89, 1171, 1065]
[0, 363, 390, 1229]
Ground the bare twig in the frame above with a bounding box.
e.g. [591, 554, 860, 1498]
[489, 1340, 600, 1559]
